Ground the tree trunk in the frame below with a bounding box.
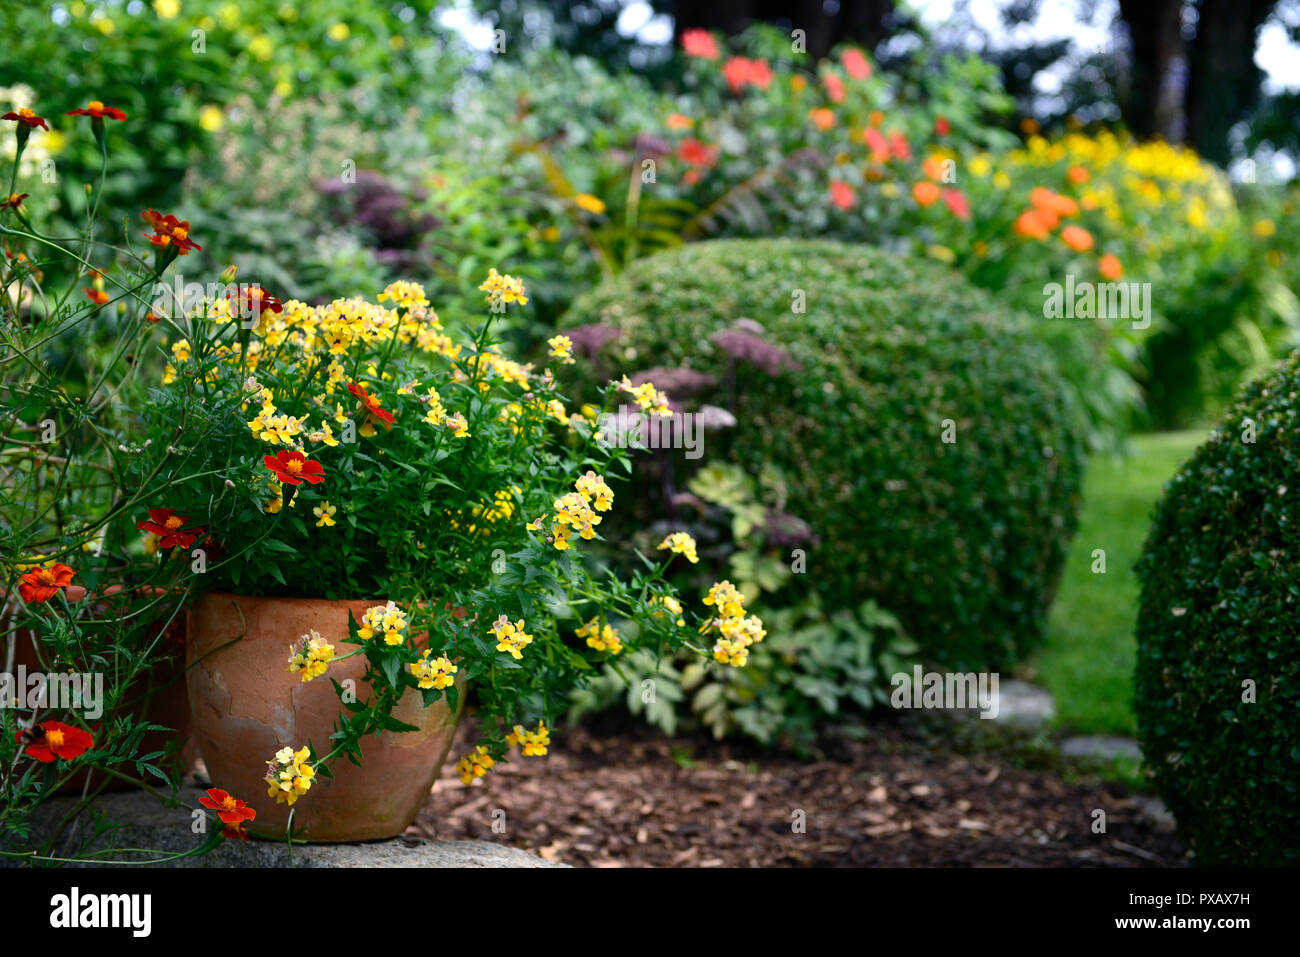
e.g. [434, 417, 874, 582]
[1115, 0, 1185, 140]
[1184, 0, 1273, 165]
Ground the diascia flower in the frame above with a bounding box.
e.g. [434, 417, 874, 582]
[411, 651, 458, 690]
[263, 449, 325, 486]
[265, 746, 315, 805]
[17, 562, 74, 603]
[66, 100, 127, 121]
[136, 508, 205, 549]
[658, 531, 700, 563]
[16, 721, 93, 762]
[286, 630, 335, 682]
[199, 788, 257, 842]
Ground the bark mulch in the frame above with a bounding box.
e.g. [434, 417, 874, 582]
[409, 719, 1185, 867]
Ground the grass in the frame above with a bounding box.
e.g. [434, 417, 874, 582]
[1030, 430, 1208, 736]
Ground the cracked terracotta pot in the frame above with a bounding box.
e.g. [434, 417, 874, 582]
[186, 592, 463, 842]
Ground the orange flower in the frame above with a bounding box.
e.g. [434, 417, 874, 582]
[868, 110, 884, 128]
[665, 113, 693, 131]
[681, 29, 719, 60]
[141, 209, 202, 255]
[136, 508, 205, 549]
[84, 288, 109, 306]
[841, 49, 872, 80]
[942, 188, 970, 221]
[829, 181, 855, 211]
[887, 130, 911, 162]
[912, 181, 941, 207]
[1061, 225, 1094, 252]
[1014, 208, 1053, 240]
[1030, 187, 1078, 219]
[200, 788, 257, 825]
[823, 72, 845, 104]
[264, 449, 325, 486]
[721, 56, 772, 92]
[3, 193, 28, 210]
[922, 155, 948, 182]
[809, 108, 834, 131]
[347, 381, 396, 429]
[678, 138, 719, 168]
[1067, 165, 1090, 185]
[66, 100, 127, 121]
[1098, 253, 1123, 280]
[16, 721, 93, 763]
[863, 127, 890, 162]
[2, 107, 49, 130]
[17, 562, 74, 603]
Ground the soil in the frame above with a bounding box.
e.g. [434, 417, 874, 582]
[409, 718, 1186, 867]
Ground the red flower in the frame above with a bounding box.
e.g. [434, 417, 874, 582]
[16, 721, 94, 763]
[140, 209, 201, 255]
[942, 188, 971, 221]
[17, 562, 74, 603]
[200, 788, 258, 825]
[722, 57, 772, 93]
[2, 108, 49, 130]
[84, 288, 109, 306]
[2, 193, 27, 210]
[829, 181, 856, 211]
[935, 116, 951, 137]
[264, 449, 325, 486]
[347, 382, 396, 429]
[136, 508, 205, 549]
[680, 29, 719, 60]
[678, 138, 719, 168]
[228, 284, 283, 317]
[887, 130, 911, 162]
[66, 100, 127, 121]
[863, 127, 890, 163]
[823, 72, 846, 104]
[841, 49, 872, 80]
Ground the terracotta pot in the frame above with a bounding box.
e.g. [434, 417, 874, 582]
[186, 592, 463, 842]
[3, 585, 193, 793]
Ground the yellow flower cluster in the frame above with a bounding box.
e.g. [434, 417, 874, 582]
[478, 268, 529, 308]
[528, 469, 615, 551]
[457, 745, 495, 784]
[489, 614, 534, 660]
[617, 375, 672, 417]
[377, 280, 430, 309]
[657, 531, 699, 563]
[701, 580, 765, 667]
[506, 720, 551, 756]
[286, 629, 335, 683]
[265, 745, 315, 805]
[575, 617, 623, 654]
[358, 600, 408, 646]
[547, 334, 575, 364]
[649, 594, 686, 627]
[411, 651, 458, 691]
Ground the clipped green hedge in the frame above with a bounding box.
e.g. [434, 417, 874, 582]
[561, 239, 1085, 670]
[1136, 352, 1300, 866]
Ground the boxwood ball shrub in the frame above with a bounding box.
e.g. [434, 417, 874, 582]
[1135, 352, 1300, 866]
[561, 239, 1085, 670]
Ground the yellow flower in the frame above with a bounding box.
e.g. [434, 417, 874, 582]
[313, 502, 337, 527]
[478, 268, 528, 308]
[265, 744, 315, 804]
[457, 746, 495, 784]
[1252, 219, 1276, 239]
[411, 651, 458, 691]
[489, 614, 534, 659]
[702, 580, 746, 620]
[649, 595, 686, 627]
[286, 630, 335, 682]
[446, 412, 470, 438]
[359, 601, 408, 645]
[657, 531, 699, 563]
[547, 334, 575, 364]
[574, 193, 606, 215]
[152, 0, 180, 18]
[574, 470, 614, 511]
[327, 22, 350, 41]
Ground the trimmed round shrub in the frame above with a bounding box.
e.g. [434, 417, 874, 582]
[561, 239, 1085, 670]
[1136, 352, 1300, 866]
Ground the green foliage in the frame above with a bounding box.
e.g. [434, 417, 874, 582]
[562, 238, 1086, 670]
[1135, 353, 1300, 866]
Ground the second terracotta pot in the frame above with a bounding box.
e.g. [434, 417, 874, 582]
[186, 593, 463, 842]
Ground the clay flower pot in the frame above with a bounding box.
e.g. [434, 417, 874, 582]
[4, 584, 193, 793]
[186, 592, 463, 842]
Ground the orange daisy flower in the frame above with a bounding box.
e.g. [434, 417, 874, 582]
[16, 721, 93, 763]
[347, 382, 396, 429]
[84, 288, 109, 306]
[264, 449, 325, 486]
[136, 508, 205, 549]
[1061, 225, 1094, 252]
[2, 107, 49, 130]
[680, 29, 719, 60]
[1098, 253, 1123, 280]
[17, 562, 75, 603]
[66, 100, 127, 121]
[912, 181, 941, 207]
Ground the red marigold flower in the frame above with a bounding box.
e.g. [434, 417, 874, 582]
[17, 562, 75, 603]
[2, 107, 49, 130]
[912, 181, 941, 207]
[2, 193, 27, 210]
[84, 288, 109, 306]
[841, 49, 872, 80]
[678, 138, 719, 168]
[887, 130, 911, 162]
[264, 449, 325, 486]
[935, 115, 951, 137]
[942, 188, 971, 221]
[222, 820, 251, 841]
[680, 28, 719, 60]
[66, 100, 127, 121]
[863, 127, 890, 163]
[228, 284, 283, 317]
[829, 181, 856, 211]
[136, 508, 205, 549]
[347, 382, 396, 429]
[1061, 224, 1094, 252]
[140, 209, 201, 255]
[1098, 253, 1123, 280]
[200, 788, 258, 825]
[721, 56, 772, 93]
[16, 721, 93, 763]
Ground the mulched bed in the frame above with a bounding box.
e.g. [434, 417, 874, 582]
[409, 718, 1186, 867]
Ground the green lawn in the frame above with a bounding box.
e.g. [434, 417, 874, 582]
[1031, 430, 1208, 735]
